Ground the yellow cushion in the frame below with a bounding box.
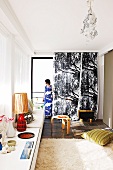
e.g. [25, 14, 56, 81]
[81, 129, 113, 146]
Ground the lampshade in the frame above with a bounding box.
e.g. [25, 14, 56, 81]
[12, 93, 28, 132]
[13, 93, 28, 114]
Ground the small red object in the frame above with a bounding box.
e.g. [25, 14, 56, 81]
[18, 132, 35, 139]
[17, 114, 26, 132]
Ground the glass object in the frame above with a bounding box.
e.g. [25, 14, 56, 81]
[17, 114, 26, 132]
[7, 118, 16, 138]
[0, 134, 2, 150]
[81, 0, 98, 40]
[0, 115, 8, 145]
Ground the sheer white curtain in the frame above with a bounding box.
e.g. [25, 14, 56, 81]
[14, 44, 31, 98]
[0, 32, 9, 115]
[0, 31, 31, 116]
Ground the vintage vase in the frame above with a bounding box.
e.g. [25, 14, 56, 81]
[7, 118, 16, 138]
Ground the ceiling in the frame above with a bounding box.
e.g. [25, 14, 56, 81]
[7, 0, 113, 52]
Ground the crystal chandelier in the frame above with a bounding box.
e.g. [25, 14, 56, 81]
[81, 0, 98, 40]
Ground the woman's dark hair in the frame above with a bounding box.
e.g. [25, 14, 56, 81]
[45, 79, 50, 85]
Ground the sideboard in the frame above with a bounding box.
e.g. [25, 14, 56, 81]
[0, 109, 44, 170]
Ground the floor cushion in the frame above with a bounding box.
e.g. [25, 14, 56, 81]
[81, 129, 113, 146]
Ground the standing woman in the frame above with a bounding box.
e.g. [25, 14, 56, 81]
[43, 79, 53, 118]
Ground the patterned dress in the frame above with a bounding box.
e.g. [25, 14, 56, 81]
[44, 85, 53, 117]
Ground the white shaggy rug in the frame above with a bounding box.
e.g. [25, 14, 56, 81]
[35, 139, 113, 170]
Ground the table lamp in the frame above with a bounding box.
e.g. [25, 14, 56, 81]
[13, 93, 28, 132]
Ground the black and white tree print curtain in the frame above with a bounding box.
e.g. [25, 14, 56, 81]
[53, 52, 98, 120]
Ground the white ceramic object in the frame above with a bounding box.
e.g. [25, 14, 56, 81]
[8, 146, 15, 151]
[1, 147, 7, 154]
[7, 120, 16, 138]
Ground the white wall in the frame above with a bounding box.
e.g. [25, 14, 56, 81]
[98, 55, 104, 119]
[103, 51, 113, 128]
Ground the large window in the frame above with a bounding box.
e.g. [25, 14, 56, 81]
[31, 57, 53, 107]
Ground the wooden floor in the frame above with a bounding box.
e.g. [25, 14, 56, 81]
[42, 118, 109, 139]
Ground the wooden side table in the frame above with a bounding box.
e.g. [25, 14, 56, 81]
[51, 115, 71, 134]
